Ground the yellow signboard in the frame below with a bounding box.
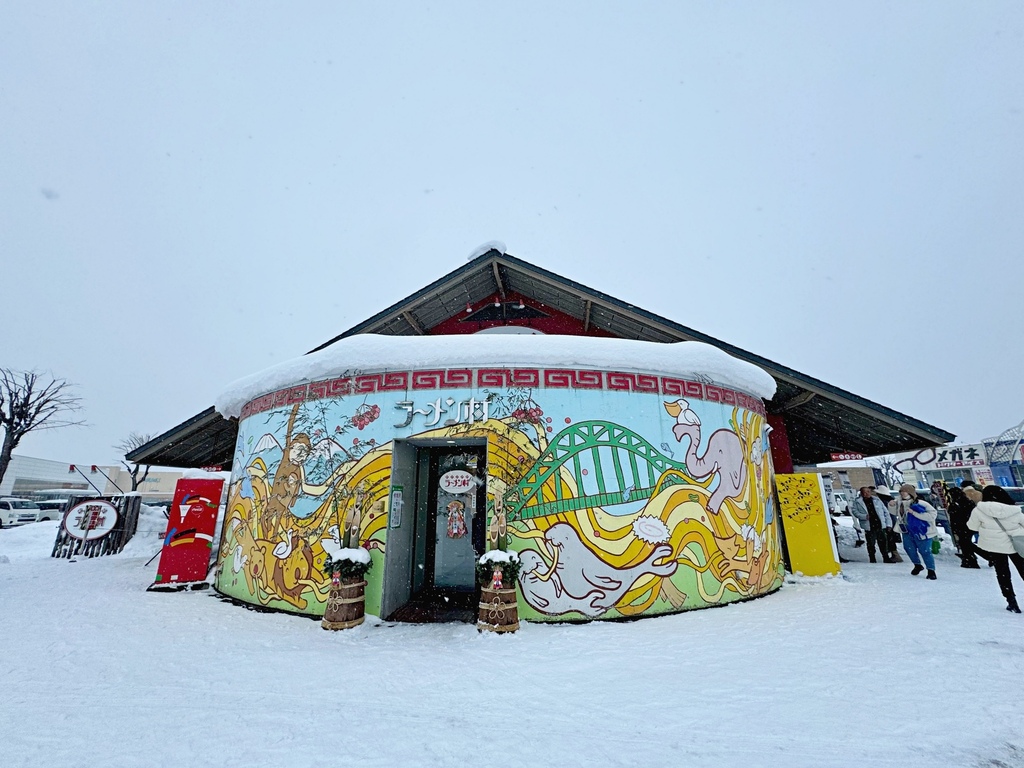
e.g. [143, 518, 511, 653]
[775, 473, 841, 577]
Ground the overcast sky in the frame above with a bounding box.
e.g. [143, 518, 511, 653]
[2, 2, 1022, 466]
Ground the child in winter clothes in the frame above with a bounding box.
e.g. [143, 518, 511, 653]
[967, 485, 1024, 613]
[891, 484, 939, 579]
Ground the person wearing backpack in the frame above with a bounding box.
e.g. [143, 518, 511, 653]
[893, 484, 938, 579]
[967, 485, 1024, 613]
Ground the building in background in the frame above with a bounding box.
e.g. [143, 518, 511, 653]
[97, 466, 183, 502]
[0, 455, 99, 498]
[0, 454, 182, 504]
[982, 420, 1024, 488]
[891, 443, 993, 488]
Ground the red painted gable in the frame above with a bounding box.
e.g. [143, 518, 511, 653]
[427, 291, 615, 337]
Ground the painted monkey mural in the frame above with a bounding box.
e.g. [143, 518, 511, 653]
[215, 374, 783, 620]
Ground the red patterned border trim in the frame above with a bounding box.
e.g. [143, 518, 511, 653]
[238, 368, 766, 420]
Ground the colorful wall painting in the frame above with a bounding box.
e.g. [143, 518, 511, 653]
[214, 366, 784, 621]
[775, 473, 841, 577]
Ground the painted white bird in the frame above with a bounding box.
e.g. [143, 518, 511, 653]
[272, 528, 294, 559]
[231, 544, 249, 574]
[664, 398, 701, 429]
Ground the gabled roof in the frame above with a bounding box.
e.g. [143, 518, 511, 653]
[129, 249, 953, 468]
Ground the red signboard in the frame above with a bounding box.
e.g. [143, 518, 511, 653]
[830, 452, 864, 462]
[153, 478, 224, 586]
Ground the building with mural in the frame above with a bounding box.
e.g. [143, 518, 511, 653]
[210, 335, 779, 621]
[130, 249, 954, 623]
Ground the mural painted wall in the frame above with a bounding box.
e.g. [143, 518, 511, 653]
[215, 366, 784, 621]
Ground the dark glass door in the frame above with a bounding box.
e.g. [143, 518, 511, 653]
[424, 446, 487, 593]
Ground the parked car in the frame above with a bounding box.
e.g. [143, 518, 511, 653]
[832, 491, 850, 515]
[0, 498, 42, 528]
[34, 500, 68, 522]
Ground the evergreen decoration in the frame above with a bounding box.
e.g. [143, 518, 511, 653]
[476, 554, 521, 587]
[322, 552, 373, 581]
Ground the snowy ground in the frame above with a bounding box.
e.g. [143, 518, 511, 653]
[2, 517, 1023, 768]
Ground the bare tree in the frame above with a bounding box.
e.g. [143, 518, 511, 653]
[866, 454, 904, 489]
[116, 432, 156, 491]
[0, 369, 84, 489]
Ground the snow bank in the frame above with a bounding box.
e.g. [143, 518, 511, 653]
[0, 521, 58, 561]
[0, 506, 173, 563]
[115, 503, 169, 559]
[216, 334, 777, 418]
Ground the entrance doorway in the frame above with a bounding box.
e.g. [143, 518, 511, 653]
[382, 440, 487, 623]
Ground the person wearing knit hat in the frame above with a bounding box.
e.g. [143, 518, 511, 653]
[892, 484, 939, 579]
[967, 485, 1024, 613]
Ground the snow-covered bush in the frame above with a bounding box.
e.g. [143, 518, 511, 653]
[476, 549, 521, 586]
[322, 547, 372, 581]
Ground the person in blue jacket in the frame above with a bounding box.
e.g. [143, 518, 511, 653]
[890, 484, 939, 579]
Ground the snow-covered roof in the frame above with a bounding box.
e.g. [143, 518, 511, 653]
[215, 334, 776, 419]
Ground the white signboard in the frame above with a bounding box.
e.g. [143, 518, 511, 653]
[934, 444, 987, 468]
[439, 470, 475, 494]
[63, 500, 118, 541]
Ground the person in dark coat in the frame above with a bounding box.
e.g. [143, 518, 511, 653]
[873, 486, 903, 563]
[946, 485, 981, 568]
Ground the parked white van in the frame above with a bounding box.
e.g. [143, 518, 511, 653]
[0, 498, 42, 528]
[831, 491, 851, 515]
[34, 500, 68, 522]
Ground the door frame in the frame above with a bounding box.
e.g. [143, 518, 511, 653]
[384, 437, 487, 617]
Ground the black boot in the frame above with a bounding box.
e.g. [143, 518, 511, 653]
[926, 570, 937, 580]
[1008, 598, 1021, 614]
[911, 564, 924, 576]
[869, 554, 877, 563]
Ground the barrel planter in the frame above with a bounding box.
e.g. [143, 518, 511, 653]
[477, 586, 520, 633]
[321, 579, 367, 631]
[476, 551, 521, 633]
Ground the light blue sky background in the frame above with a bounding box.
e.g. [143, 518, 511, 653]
[2, 2, 1022, 464]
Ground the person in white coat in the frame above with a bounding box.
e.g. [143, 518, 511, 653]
[968, 485, 1024, 613]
